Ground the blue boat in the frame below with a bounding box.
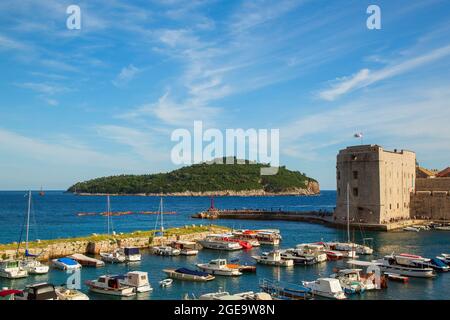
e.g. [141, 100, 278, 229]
[259, 278, 313, 300]
[51, 257, 81, 271]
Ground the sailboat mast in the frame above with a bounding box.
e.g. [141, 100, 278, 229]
[26, 190, 31, 251]
[107, 194, 111, 235]
[346, 183, 350, 243]
[160, 197, 164, 233]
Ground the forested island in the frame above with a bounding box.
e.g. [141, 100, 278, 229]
[67, 159, 319, 196]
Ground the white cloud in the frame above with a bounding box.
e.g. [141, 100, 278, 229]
[0, 34, 28, 51]
[319, 44, 450, 101]
[112, 64, 140, 87]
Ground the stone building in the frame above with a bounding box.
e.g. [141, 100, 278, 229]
[410, 177, 450, 220]
[334, 145, 416, 225]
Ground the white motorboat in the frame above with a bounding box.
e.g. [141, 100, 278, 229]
[199, 290, 272, 300]
[100, 250, 127, 263]
[302, 278, 347, 300]
[159, 278, 173, 287]
[327, 242, 373, 255]
[86, 275, 136, 297]
[119, 247, 141, 262]
[14, 283, 58, 300]
[55, 287, 90, 300]
[196, 259, 242, 276]
[118, 271, 152, 293]
[377, 254, 435, 278]
[171, 240, 199, 255]
[330, 269, 367, 294]
[232, 229, 280, 245]
[153, 245, 181, 256]
[198, 235, 243, 251]
[252, 250, 294, 267]
[21, 258, 49, 275]
[51, 257, 82, 271]
[0, 260, 28, 279]
[295, 244, 328, 262]
[403, 226, 420, 232]
[280, 249, 316, 265]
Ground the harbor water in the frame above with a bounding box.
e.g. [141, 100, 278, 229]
[0, 191, 449, 300]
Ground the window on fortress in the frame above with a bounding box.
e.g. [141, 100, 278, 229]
[353, 171, 358, 179]
[337, 171, 340, 180]
[397, 203, 399, 209]
[353, 188, 358, 197]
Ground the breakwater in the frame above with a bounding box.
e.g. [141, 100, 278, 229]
[192, 209, 431, 231]
[0, 225, 229, 262]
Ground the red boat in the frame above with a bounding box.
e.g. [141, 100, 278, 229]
[217, 236, 253, 249]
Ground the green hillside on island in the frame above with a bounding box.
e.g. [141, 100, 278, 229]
[67, 159, 319, 195]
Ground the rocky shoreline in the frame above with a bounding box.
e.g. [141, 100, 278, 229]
[73, 182, 320, 197]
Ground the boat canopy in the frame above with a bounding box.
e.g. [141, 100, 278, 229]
[124, 247, 139, 255]
[25, 249, 38, 257]
[57, 258, 78, 265]
[346, 260, 381, 267]
[175, 268, 209, 277]
[0, 289, 22, 297]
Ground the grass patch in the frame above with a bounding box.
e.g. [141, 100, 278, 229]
[0, 224, 229, 252]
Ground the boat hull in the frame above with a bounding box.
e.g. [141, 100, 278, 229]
[380, 265, 435, 278]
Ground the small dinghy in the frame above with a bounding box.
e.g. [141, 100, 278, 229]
[163, 268, 215, 282]
[51, 258, 81, 271]
[159, 278, 173, 287]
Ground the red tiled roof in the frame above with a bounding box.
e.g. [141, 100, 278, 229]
[437, 167, 450, 177]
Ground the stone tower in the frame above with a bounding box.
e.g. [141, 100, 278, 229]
[334, 145, 416, 225]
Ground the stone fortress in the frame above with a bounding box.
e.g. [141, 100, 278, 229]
[334, 145, 450, 227]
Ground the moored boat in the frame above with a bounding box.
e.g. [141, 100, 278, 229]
[252, 250, 294, 267]
[118, 271, 152, 293]
[196, 259, 242, 276]
[171, 240, 199, 255]
[302, 278, 347, 300]
[377, 254, 436, 278]
[100, 250, 126, 263]
[197, 235, 243, 251]
[14, 283, 58, 300]
[70, 253, 105, 267]
[86, 275, 136, 297]
[330, 269, 366, 294]
[163, 268, 215, 282]
[403, 226, 420, 232]
[152, 245, 181, 256]
[0, 260, 28, 279]
[437, 253, 450, 265]
[119, 247, 141, 262]
[199, 289, 272, 300]
[55, 287, 90, 300]
[385, 273, 409, 283]
[280, 249, 316, 265]
[259, 278, 313, 300]
[159, 278, 173, 287]
[52, 257, 82, 271]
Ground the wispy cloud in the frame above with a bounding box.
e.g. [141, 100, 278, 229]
[112, 64, 141, 87]
[319, 44, 450, 101]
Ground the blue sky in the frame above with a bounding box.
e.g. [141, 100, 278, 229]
[1, 0, 450, 190]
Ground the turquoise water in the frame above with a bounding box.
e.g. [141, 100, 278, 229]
[0, 191, 449, 300]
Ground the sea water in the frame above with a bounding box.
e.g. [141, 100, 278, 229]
[0, 191, 448, 300]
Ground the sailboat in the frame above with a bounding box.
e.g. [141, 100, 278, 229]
[99, 195, 126, 264]
[325, 183, 373, 257]
[20, 191, 49, 275]
[152, 197, 180, 256]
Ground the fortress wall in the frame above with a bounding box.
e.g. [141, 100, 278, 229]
[410, 191, 450, 220]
